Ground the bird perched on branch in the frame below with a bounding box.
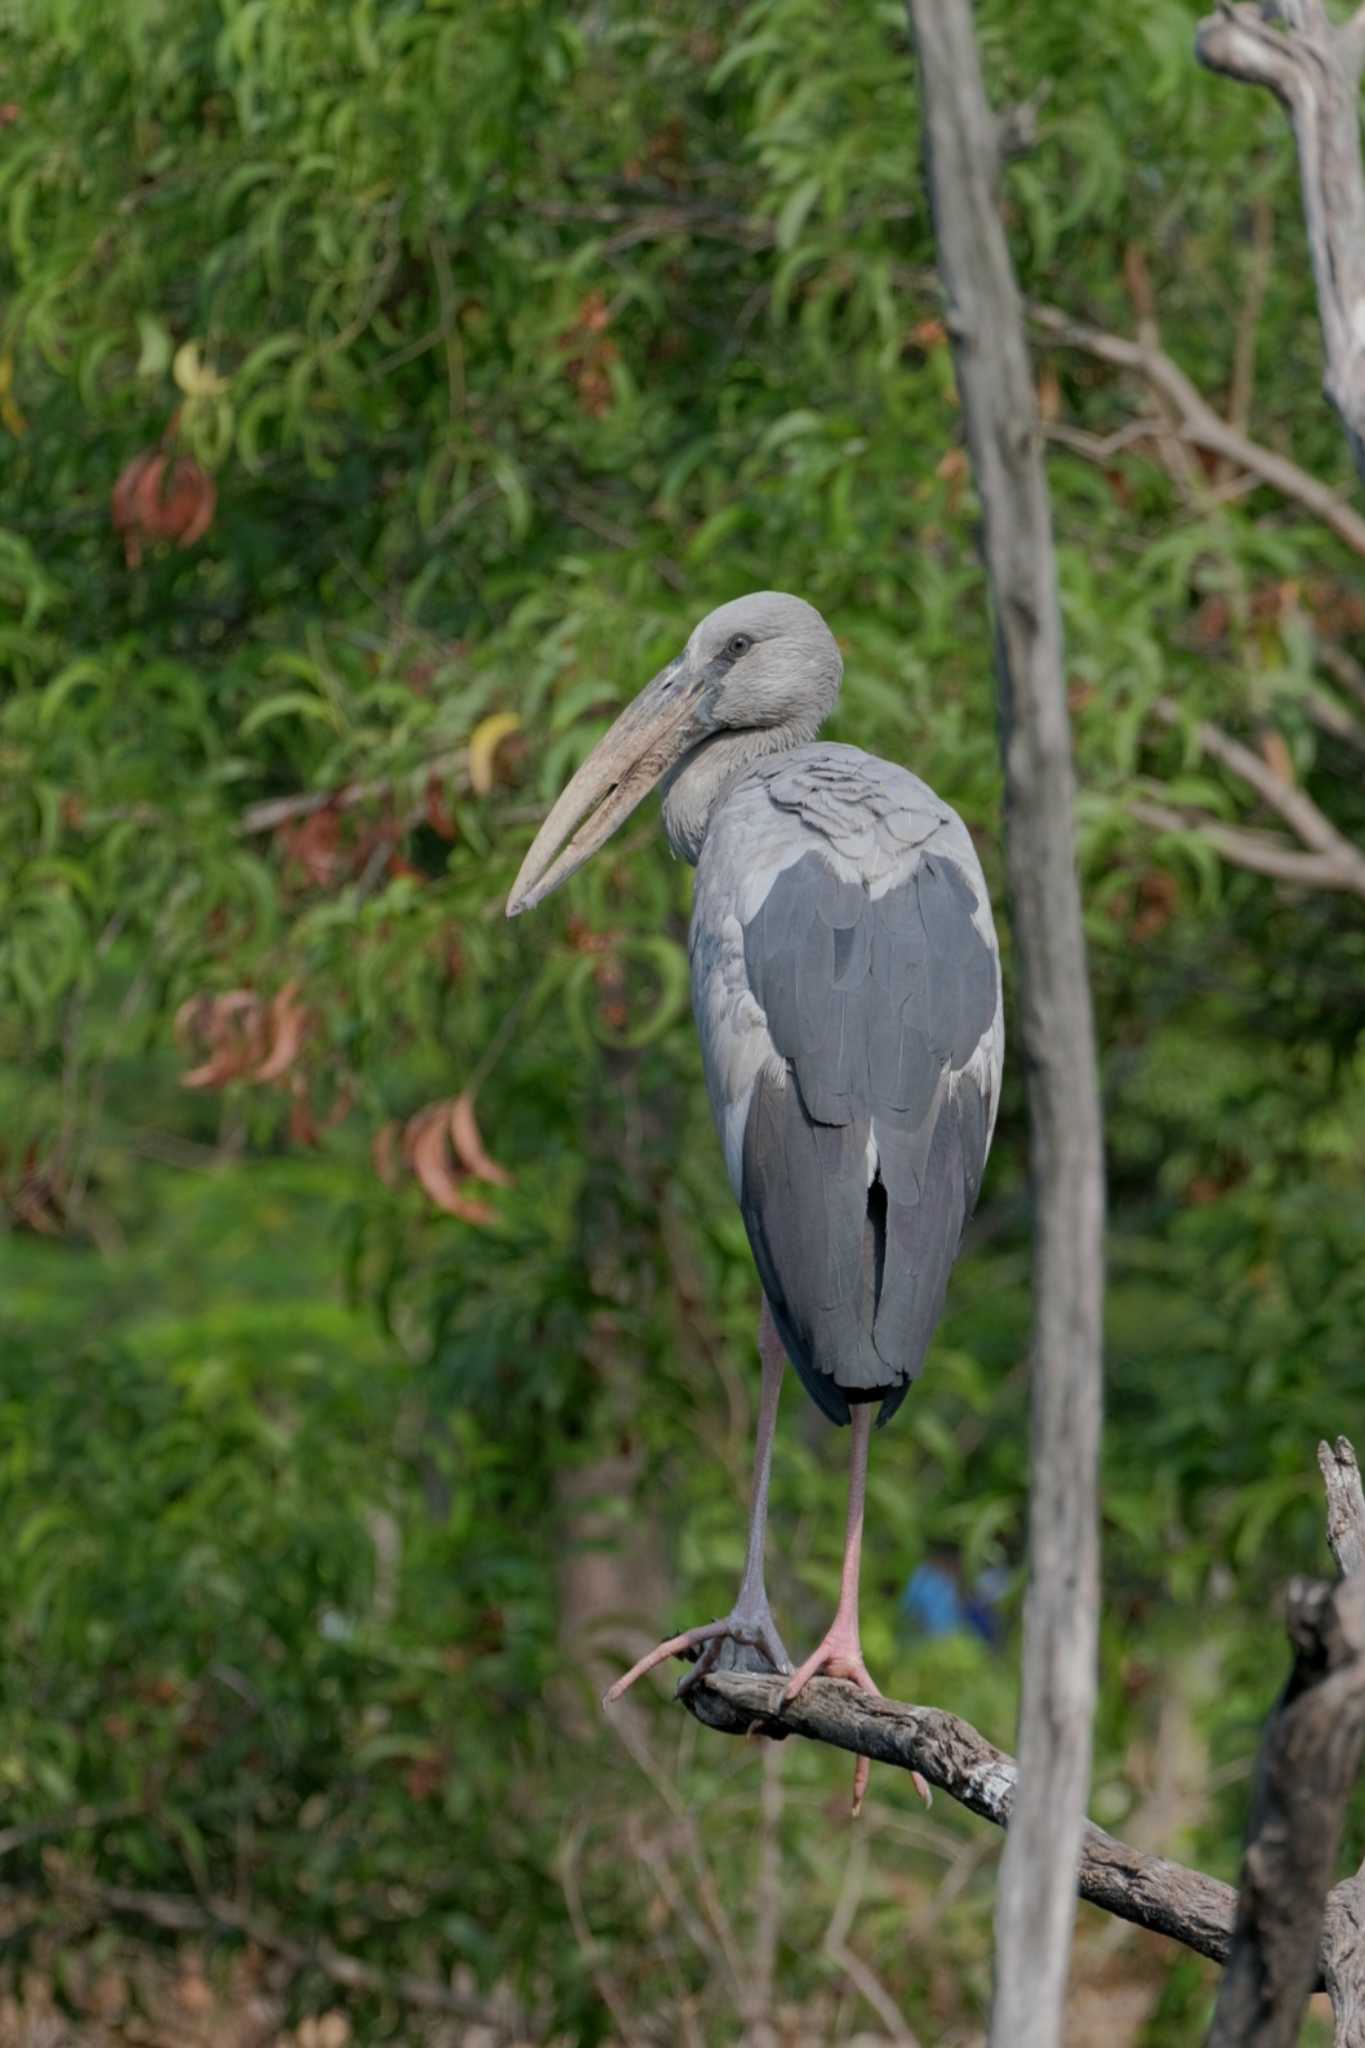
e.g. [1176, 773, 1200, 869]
[508, 592, 1002, 1812]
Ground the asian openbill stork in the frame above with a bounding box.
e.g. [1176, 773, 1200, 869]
[507, 593, 1002, 1812]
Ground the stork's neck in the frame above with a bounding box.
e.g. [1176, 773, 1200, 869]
[661, 720, 814, 865]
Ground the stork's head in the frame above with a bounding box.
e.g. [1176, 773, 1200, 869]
[506, 591, 842, 916]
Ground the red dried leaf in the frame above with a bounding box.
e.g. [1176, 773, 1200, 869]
[406, 1104, 496, 1224]
[111, 451, 158, 568]
[179, 989, 268, 1087]
[424, 773, 458, 841]
[251, 981, 309, 1083]
[1131, 870, 1179, 943]
[111, 446, 217, 567]
[287, 1073, 318, 1147]
[276, 808, 346, 890]
[449, 1091, 513, 1188]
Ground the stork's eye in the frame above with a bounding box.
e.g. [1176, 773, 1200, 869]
[725, 632, 753, 658]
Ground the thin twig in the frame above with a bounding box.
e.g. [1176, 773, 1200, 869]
[823, 1834, 922, 2048]
[1132, 795, 1365, 894]
[1152, 695, 1365, 876]
[236, 747, 468, 837]
[1029, 302, 1365, 558]
[743, 1738, 784, 2048]
[1318, 640, 1365, 717]
[1145, 697, 1365, 899]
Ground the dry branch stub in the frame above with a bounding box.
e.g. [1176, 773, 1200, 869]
[1208, 1572, 1365, 2048]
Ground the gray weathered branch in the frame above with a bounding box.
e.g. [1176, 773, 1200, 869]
[1321, 1436, 1365, 1576]
[689, 1671, 1239, 1963]
[1132, 795, 1365, 894]
[1029, 300, 1365, 557]
[1143, 696, 1365, 903]
[904, 7, 1105, 2044]
[1196, 0, 1365, 483]
[1309, 1437, 1365, 2048]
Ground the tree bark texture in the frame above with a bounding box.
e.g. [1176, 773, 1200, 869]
[1196, 0, 1365, 484]
[903, 8, 1106, 2045]
[689, 1670, 1238, 1963]
[1207, 1575, 1365, 2047]
[1205, 1438, 1365, 2048]
[680, 1440, 1365, 2043]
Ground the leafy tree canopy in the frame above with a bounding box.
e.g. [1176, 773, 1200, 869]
[2, 0, 1364, 2038]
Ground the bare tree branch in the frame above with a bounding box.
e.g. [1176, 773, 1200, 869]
[1196, 0, 1365, 483]
[690, 1671, 1239, 1963]
[1321, 1437, 1365, 1576]
[1132, 796, 1365, 894]
[1319, 639, 1365, 715]
[904, 8, 1105, 2044]
[1307, 685, 1365, 757]
[1029, 302, 1365, 558]
[236, 748, 469, 837]
[1151, 696, 1365, 885]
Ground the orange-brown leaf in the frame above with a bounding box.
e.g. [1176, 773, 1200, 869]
[407, 1105, 495, 1224]
[450, 1090, 513, 1188]
[179, 989, 267, 1087]
[287, 1073, 319, 1147]
[252, 981, 309, 1083]
[111, 446, 217, 565]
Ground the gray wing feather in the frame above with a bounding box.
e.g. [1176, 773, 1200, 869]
[738, 844, 998, 1426]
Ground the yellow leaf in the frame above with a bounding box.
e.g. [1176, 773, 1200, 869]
[468, 712, 521, 796]
[172, 340, 230, 398]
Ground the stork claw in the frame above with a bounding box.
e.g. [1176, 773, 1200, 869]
[602, 1607, 791, 1709]
[781, 1640, 930, 1816]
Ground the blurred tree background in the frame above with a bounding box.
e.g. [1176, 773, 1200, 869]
[2, 0, 1364, 2041]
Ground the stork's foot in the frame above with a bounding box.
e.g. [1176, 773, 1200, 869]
[602, 1599, 791, 1708]
[782, 1631, 930, 1817]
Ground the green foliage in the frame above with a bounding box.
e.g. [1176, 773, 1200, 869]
[2, 0, 1365, 2038]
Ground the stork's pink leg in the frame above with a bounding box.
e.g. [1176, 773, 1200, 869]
[782, 1402, 930, 1816]
[603, 1302, 791, 1706]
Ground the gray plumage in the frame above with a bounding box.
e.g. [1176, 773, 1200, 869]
[508, 590, 1004, 1432]
[690, 741, 1002, 1426]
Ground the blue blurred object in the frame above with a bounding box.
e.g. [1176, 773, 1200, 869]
[901, 1558, 1005, 1645]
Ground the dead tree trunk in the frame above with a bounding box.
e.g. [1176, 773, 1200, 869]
[903, 7, 1106, 2045]
[1197, 0, 1365, 485]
